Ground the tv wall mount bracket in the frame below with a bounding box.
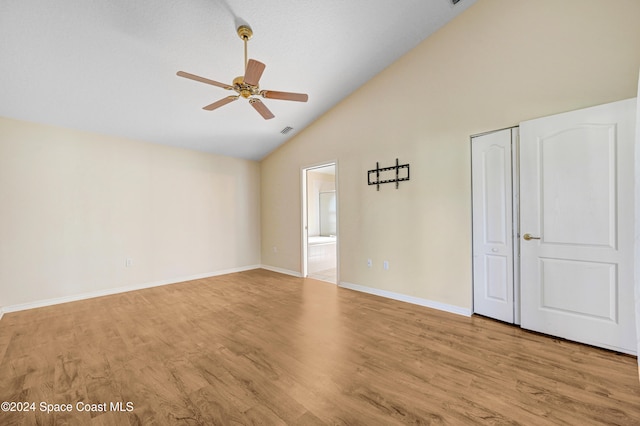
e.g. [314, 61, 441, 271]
[367, 158, 410, 191]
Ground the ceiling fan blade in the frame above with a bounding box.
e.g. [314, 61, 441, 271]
[249, 98, 275, 120]
[177, 71, 232, 90]
[244, 59, 266, 86]
[261, 90, 308, 102]
[203, 96, 238, 111]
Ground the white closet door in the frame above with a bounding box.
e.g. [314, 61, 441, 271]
[520, 98, 637, 354]
[472, 128, 515, 323]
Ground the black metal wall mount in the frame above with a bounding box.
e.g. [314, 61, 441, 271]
[367, 158, 410, 191]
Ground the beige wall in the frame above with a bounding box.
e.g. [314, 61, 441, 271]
[261, 0, 640, 309]
[0, 117, 261, 308]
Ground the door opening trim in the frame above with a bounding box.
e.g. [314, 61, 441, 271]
[301, 161, 339, 284]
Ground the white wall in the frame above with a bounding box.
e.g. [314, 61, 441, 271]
[260, 0, 640, 311]
[0, 117, 261, 309]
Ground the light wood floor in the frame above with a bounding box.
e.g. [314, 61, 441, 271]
[1, 269, 639, 425]
[307, 268, 337, 284]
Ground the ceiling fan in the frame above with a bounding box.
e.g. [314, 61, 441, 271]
[177, 25, 308, 120]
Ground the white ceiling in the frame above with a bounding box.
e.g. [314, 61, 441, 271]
[0, 0, 476, 161]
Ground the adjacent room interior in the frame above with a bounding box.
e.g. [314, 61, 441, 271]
[2, 0, 640, 424]
[303, 163, 337, 284]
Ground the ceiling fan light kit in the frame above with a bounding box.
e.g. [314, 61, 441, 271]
[177, 25, 308, 120]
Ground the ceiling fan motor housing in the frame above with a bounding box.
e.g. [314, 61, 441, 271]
[233, 76, 258, 99]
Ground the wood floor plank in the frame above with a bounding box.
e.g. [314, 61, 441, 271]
[0, 269, 639, 425]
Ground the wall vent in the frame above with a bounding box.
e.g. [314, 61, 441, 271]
[280, 126, 294, 135]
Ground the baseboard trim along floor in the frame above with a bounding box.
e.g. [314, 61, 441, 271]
[260, 265, 303, 278]
[1, 264, 262, 316]
[339, 281, 471, 317]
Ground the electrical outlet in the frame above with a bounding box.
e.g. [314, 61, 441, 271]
[125, 258, 133, 267]
[367, 259, 372, 268]
[383, 260, 389, 270]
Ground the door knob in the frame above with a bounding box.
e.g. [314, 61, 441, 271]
[523, 233, 540, 241]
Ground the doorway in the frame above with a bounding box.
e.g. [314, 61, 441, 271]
[302, 163, 338, 283]
[472, 98, 637, 354]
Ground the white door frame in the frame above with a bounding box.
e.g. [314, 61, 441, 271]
[301, 161, 339, 283]
[511, 127, 521, 325]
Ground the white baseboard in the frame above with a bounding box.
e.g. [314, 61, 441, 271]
[0, 307, 4, 321]
[339, 281, 471, 317]
[2, 264, 261, 314]
[260, 265, 302, 278]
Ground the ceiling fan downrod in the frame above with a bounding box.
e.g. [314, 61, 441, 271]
[237, 25, 253, 74]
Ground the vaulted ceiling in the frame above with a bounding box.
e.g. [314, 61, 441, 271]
[0, 0, 476, 160]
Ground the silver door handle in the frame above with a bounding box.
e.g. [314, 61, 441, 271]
[523, 233, 540, 241]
